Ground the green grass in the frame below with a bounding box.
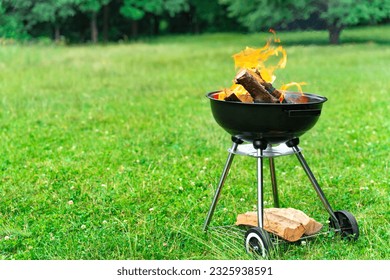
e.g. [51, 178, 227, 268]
[0, 25, 389, 260]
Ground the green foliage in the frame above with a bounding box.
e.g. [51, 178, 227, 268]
[221, 0, 390, 43]
[164, 0, 189, 16]
[1, 0, 77, 33]
[0, 26, 389, 259]
[120, 0, 145, 20]
[321, 0, 390, 27]
[190, 0, 224, 25]
[221, 0, 390, 30]
[120, 0, 189, 20]
[78, 0, 110, 13]
[1, 0, 388, 43]
[220, 0, 313, 31]
[31, 0, 77, 23]
[0, 2, 29, 39]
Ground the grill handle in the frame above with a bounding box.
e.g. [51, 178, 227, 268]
[286, 109, 321, 117]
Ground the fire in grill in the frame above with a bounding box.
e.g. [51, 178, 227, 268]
[216, 28, 306, 105]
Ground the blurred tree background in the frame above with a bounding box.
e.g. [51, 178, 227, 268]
[0, 0, 389, 44]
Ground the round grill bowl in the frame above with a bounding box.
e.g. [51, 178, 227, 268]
[207, 91, 327, 144]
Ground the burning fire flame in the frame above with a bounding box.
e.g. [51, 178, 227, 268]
[219, 29, 306, 101]
[233, 29, 286, 83]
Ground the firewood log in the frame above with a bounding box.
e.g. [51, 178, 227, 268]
[254, 69, 286, 103]
[224, 91, 254, 103]
[264, 211, 305, 241]
[224, 92, 241, 102]
[266, 208, 323, 236]
[234, 69, 278, 103]
[236, 208, 323, 242]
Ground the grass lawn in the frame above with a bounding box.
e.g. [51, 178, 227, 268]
[0, 25, 389, 260]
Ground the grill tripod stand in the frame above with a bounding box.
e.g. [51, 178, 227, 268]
[203, 136, 359, 257]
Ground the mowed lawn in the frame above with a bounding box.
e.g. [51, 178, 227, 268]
[0, 26, 389, 260]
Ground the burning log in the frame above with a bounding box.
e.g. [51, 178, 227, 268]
[224, 88, 254, 103]
[224, 93, 241, 102]
[234, 69, 278, 103]
[254, 69, 286, 103]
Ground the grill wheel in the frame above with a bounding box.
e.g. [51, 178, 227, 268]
[244, 227, 272, 258]
[329, 210, 359, 241]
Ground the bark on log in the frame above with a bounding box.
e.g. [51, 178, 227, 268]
[224, 90, 254, 103]
[234, 69, 278, 103]
[224, 92, 241, 102]
[235, 208, 323, 242]
[254, 69, 286, 103]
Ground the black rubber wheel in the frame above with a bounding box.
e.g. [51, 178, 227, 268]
[244, 227, 272, 258]
[329, 210, 359, 241]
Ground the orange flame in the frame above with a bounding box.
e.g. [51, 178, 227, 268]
[222, 30, 305, 101]
[217, 84, 248, 100]
[280, 82, 307, 93]
[232, 30, 287, 83]
[269, 28, 280, 43]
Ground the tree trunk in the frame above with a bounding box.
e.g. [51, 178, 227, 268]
[190, 6, 200, 34]
[328, 24, 343, 45]
[194, 20, 200, 34]
[91, 11, 98, 43]
[54, 24, 61, 42]
[150, 14, 159, 35]
[102, 4, 110, 43]
[130, 20, 139, 38]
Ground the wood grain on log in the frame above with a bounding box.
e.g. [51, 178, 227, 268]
[234, 69, 278, 103]
[254, 69, 285, 102]
[224, 91, 254, 103]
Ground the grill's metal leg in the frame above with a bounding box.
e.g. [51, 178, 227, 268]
[287, 138, 340, 229]
[269, 157, 280, 208]
[253, 140, 268, 229]
[256, 149, 264, 228]
[203, 137, 242, 231]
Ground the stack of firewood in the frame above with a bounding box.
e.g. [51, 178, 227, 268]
[224, 68, 286, 103]
[222, 68, 310, 104]
[236, 208, 323, 242]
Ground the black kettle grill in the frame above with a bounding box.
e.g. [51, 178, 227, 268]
[203, 91, 359, 257]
